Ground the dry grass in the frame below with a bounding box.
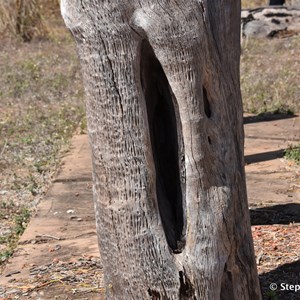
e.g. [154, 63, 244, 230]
[0, 11, 85, 268]
[241, 0, 300, 114]
[241, 35, 300, 114]
[242, 0, 295, 8]
[0, 0, 59, 41]
[242, 0, 269, 8]
[0, 2, 16, 37]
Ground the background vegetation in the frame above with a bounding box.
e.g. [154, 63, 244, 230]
[0, 0, 85, 268]
[242, 0, 295, 8]
[241, 37, 300, 114]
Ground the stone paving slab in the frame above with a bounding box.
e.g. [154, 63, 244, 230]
[55, 135, 92, 182]
[244, 114, 300, 143]
[246, 170, 300, 205]
[0, 135, 102, 299]
[0, 181, 99, 276]
[244, 114, 300, 207]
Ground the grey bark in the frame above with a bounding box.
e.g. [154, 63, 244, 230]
[61, 1, 262, 299]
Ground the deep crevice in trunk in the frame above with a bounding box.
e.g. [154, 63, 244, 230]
[140, 39, 185, 253]
[179, 271, 196, 299]
[203, 86, 211, 118]
[148, 288, 162, 299]
[220, 263, 234, 300]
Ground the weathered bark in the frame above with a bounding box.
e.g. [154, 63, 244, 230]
[61, 1, 262, 299]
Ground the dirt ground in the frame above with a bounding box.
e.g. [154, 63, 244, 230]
[0, 114, 299, 299]
[0, 135, 104, 300]
[245, 114, 300, 299]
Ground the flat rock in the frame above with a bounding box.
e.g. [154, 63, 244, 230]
[242, 6, 300, 38]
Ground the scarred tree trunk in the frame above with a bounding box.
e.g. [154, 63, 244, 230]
[61, 1, 262, 299]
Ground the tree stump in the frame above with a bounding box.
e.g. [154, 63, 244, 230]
[61, 1, 262, 299]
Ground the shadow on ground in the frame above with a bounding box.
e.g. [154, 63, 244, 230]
[250, 203, 300, 226]
[243, 113, 298, 124]
[251, 204, 300, 299]
[245, 149, 285, 164]
[259, 260, 300, 300]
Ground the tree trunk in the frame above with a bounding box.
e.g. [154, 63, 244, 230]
[61, 1, 262, 299]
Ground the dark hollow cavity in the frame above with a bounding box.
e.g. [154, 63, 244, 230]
[179, 271, 196, 298]
[140, 39, 185, 253]
[148, 288, 161, 300]
[203, 86, 211, 118]
[220, 264, 234, 300]
[269, 0, 285, 6]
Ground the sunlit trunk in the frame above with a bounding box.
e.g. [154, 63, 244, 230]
[61, 1, 262, 299]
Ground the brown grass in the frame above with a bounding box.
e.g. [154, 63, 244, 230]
[241, 35, 300, 114]
[0, 1, 17, 37]
[0, 10, 85, 268]
[242, 0, 294, 8]
[241, 0, 300, 114]
[0, 0, 59, 41]
[242, 0, 268, 8]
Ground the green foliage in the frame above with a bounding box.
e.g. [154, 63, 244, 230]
[14, 208, 31, 235]
[266, 290, 279, 300]
[284, 144, 300, 164]
[0, 206, 31, 264]
[0, 249, 14, 262]
[0, 200, 15, 210]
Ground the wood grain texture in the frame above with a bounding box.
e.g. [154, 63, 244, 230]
[61, 1, 262, 299]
